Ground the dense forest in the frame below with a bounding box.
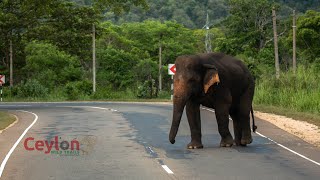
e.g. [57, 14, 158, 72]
[71, 0, 320, 28]
[0, 0, 320, 115]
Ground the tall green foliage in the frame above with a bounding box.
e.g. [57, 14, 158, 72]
[221, 0, 274, 55]
[255, 66, 320, 114]
[0, 0, 147, 84]
[97, 20, 197, 94]
[23, 2, 99, 67]
[97, 47, 138, 89]
[1, 0, 320, 105]
[104, 0, 228, 28]
[0, 0, 59, 74]
[24, 41, 83, 89]
[296, 10, 320, 62]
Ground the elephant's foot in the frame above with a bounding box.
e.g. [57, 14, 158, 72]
[187, 141, 203, 149]
[234, 139, 242, 146]
[220, 136, 234, 147]
[234, 130, 242, 146]
[240, 136, 252, 146]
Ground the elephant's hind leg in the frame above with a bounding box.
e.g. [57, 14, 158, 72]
[186, 101, 203, 149]
[239, 112, 252, 145]
[237, 87, 254, 146]
[230, 112, 242, 146]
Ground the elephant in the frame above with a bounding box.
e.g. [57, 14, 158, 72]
[169, 52, 257, 149]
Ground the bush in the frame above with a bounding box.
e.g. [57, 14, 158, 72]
[157, 90, 171, 99]
[91, 87, 136, 100]
[64, 80, 92, 100]
[97, 47, 138, 89]
[137, 80, 157, 99]
[16, 79, 48, 98]
[24, 41, 83, 89]
[65, 83, 80, 100]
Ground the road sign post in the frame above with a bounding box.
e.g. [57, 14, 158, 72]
[0, 75, 4, 84]
[171, 75, 174, 100]
[0, 83, 2, 102]
[0, 75, 5, 102]
[168, 64, 176, 75]
[168, 64, 176, 100]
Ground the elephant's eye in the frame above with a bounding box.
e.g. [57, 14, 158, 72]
[186, 64, 194, 70]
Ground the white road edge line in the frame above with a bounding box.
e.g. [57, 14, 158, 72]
[255, 132, 320, 166]
[201, 107, 320, 166]
[0, 110, 38, 178]
[0, 105, 31, 107]
[162, 165, 174, 174]
[68, 106, 175, 174]
[83, 106, 119, 112]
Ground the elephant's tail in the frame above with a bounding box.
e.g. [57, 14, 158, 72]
[251, 106, 257, 132]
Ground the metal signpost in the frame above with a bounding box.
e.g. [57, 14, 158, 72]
[0, 75, 5, 102]
[168, 64, 176, 100]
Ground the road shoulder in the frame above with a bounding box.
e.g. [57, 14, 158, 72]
[0, 111, 35, 166]
[255, 111, 320, 148]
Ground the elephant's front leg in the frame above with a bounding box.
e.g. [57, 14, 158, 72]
[186, 101, 203, 149]
[215, 106, 234, 147]
[230, 114, 242, 146]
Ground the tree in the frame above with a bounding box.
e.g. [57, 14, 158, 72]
[24, 41, 83, 89]
[295, 10, 320, 63]
[23, 2, 99, 68]
[103, 0, 229, 28]
[92, 0, 148, 15]
[222, 0, 274, 55]
[0, 0, 148, 86]
[96, 20, 197, 93]
[0, 0, 59, 79]
[96, 47, 138, 89]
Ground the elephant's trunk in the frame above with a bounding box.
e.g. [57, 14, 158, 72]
[169, 80, 188, 144]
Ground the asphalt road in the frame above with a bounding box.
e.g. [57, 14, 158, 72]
[0, 102, 319, 180]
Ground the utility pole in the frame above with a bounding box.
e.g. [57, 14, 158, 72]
[204, 12, 212, 53]
[292, 10, 297, 74]
[9, 39, 13, 87]
[158, 39, 162, 91]
[92, 24, 96, 93]
[272, 7, 280, 79]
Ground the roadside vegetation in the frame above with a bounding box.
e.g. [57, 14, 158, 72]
[0, 0, 320, 124]
[0, 112, 16, 131]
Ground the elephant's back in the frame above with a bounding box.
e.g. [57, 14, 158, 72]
[199, 52, 246, 71]
[199, 52, 254, 91]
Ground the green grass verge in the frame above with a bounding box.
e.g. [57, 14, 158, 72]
[1, 89, 173, 102]
[1, 86, 173, 102]
[253, 66, 320, 128]
[0, 95, 172, 102]
[254, 104, 320, 127]
[0, 111, 16, 131]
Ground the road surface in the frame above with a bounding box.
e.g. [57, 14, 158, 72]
[0, 102, 319, 180]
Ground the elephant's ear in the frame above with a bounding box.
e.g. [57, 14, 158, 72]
[203, 64, 220, 94]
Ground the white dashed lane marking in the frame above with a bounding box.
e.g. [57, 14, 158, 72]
[72, 106, 175, 175]
[162, 165, 174, 174]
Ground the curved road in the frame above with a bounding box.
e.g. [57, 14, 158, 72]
[0, 102, 319, 180]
